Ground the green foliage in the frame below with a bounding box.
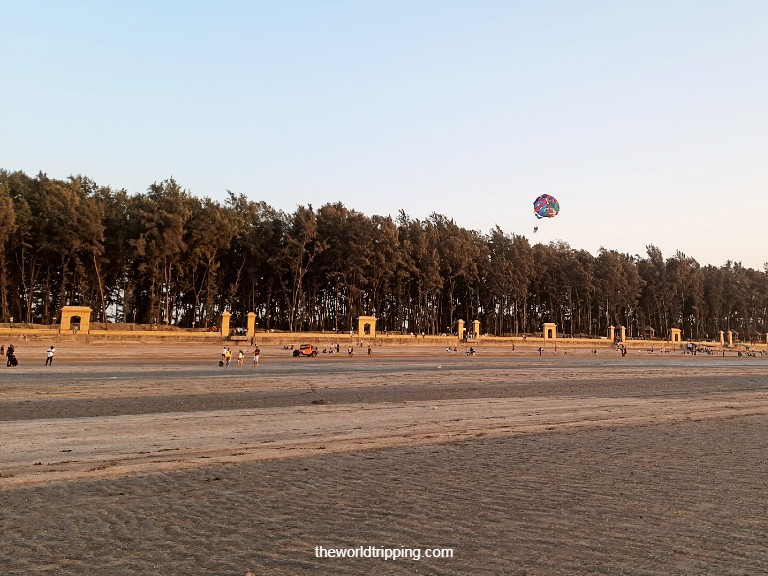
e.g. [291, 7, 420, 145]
[1, 168, 767, 341]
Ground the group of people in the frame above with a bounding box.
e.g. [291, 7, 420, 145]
[444, 346, 476, 356]
[0, 344, 56, 367]
[220, 346, 260, 367]
[646, 346, 671, 354]
[2, 343, 17, 367]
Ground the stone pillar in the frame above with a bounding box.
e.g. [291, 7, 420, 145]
[472, 320, 481, 340]
[246, 312, 256, 338]
[608, 325, 615, 342]
[719, 331, 724, 346]
[619, 325, 626, 343]
[221, 311, 231, 338]
[543, 322, 557, 341]
[727, 330, 733, 347]
[670, 328, 681, 343]
[457, 319, 466, 340]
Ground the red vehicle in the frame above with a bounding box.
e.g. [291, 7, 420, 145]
[293, 344, 318, 357]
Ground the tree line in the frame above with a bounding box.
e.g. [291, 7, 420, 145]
[1, 169, 767, 342]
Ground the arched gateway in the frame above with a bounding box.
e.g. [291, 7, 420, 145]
[60, 306, 93, 334]
[357, 316, 377, 338]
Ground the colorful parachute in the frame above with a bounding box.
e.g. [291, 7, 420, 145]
[533, 194, 560, 219]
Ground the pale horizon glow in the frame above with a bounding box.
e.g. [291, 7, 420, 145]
[1, 1, 766, 269]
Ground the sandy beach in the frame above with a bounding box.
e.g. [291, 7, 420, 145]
[2, 342, 767, 575]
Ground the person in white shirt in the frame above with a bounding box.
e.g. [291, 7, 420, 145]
[45, 346, 55, 366]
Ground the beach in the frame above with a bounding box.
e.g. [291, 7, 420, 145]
[2, 342, 767, 575]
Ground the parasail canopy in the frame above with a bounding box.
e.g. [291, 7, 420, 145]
[533, 194, 560, 219]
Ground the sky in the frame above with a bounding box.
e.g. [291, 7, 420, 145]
[2, 0, 767, 269]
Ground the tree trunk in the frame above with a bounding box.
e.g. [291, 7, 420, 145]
[0, 252, 7, 320]
[92, 252, 109, 328]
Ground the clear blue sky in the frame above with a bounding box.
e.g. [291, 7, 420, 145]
[2, 0, 767, 269]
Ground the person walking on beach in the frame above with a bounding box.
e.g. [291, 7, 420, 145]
[6, 343, 15, 367]
[237, 350, 244, 367]
[45, 345, 55, 366]
[253, 347, 260, 366]
[225, 348, 232, 366]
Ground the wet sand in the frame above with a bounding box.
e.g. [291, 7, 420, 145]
[1, 343, 767, 575]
